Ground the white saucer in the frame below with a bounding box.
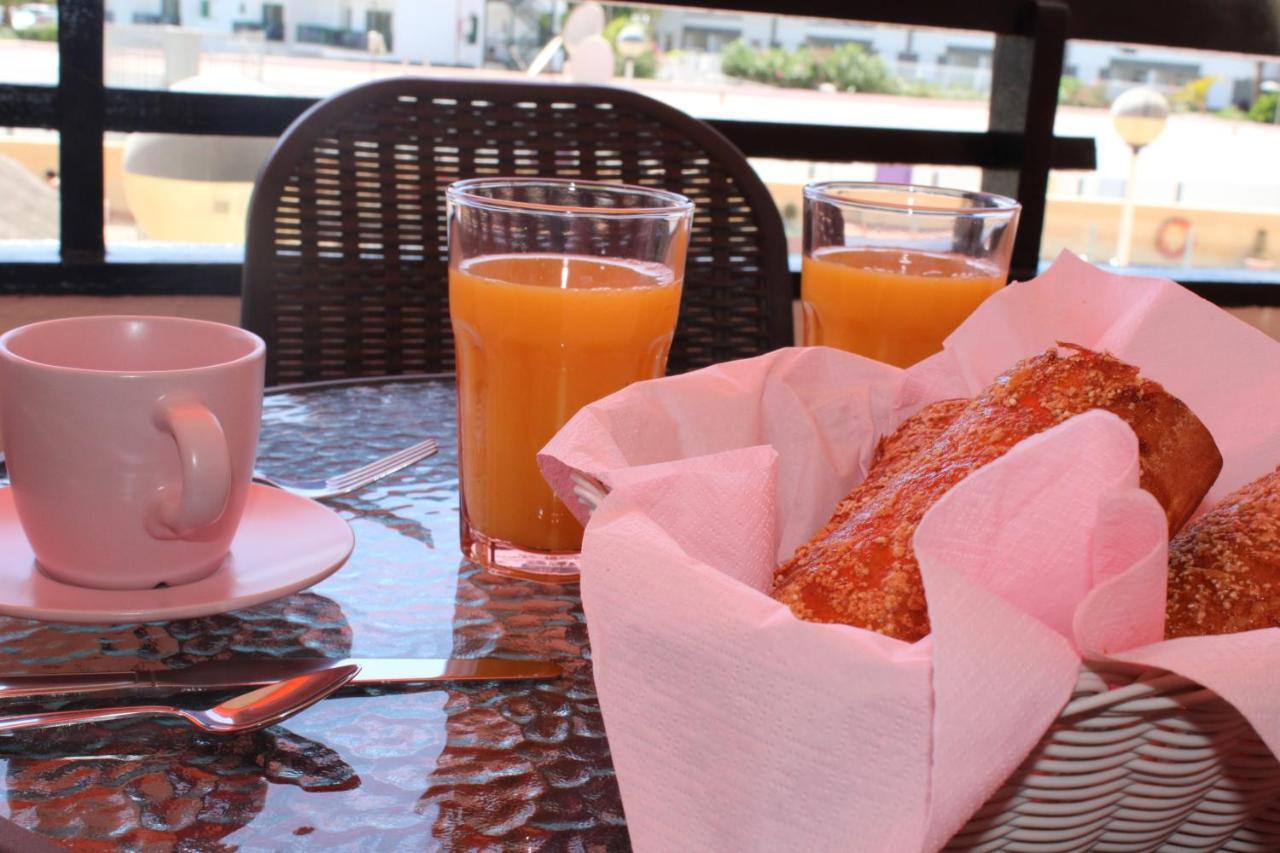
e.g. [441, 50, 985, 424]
[0, 485, 354, 624]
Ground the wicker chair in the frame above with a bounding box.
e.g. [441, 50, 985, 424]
[242, 77, 792, 385]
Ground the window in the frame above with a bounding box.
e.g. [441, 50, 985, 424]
[2, 0, 1277, 306]
[366, 11, 393, 53]
[262, 4, 284, 42]
[806, 37, 875, 53]
[1105, 58, 1201, 87]
[681, 26, 741, 52]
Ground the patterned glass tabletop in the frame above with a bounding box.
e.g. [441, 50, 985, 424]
[0, 377, 626, 850]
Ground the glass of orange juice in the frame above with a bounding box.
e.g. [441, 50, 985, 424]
[802, 182, 1020, 367]
[446, 178, 693, 581]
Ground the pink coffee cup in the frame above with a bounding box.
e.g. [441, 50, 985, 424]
[0, 316, 265, 590]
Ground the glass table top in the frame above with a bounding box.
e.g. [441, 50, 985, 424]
[0, 377, 626, 850]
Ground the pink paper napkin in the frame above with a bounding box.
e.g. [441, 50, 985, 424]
[538, 251, 1280, 851]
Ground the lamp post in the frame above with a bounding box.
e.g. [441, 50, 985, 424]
[616, 23, 647, 79]
[1110, 87, 1169, 267]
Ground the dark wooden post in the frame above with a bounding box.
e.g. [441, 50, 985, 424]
[57, 0, 107, 261]
[983, 0, 1069, 281]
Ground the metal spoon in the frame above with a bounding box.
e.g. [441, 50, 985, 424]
[0, 664, 359, 735]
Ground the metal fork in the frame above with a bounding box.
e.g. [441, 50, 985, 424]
[252, 437, 438, 500]
[0, 438, 438, 500]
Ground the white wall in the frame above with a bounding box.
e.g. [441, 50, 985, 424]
[107, 0, 340, 35]
[395, 0, 484, 66]
[106, 0, 166, 25]
[177, 0, 222, 32]
[166, 0, 269, 32]
[389, 0, 431, 62]
[905, 30, 992, 67]
[287, 0, 344, 35]
[453, 0, 484, 66]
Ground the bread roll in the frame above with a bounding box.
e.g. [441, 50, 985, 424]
[1165, 466, 1280, 639]
[773, 345, 1222, 642]
[773, 399, 965, 590]
[872, 399, 968, 484]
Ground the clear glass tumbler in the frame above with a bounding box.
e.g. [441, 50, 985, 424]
[802, 181, 1021, 368]
[447, 178, 693, 581]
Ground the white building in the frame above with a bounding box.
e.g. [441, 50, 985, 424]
[100, 1, 1280, 108]
[105, 0, 485, 67]
[650, 9, 1279, 109]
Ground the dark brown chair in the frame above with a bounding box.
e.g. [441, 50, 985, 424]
[243, 77, 791, 385]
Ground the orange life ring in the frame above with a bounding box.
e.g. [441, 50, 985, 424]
[1156, 216, 1192, 259]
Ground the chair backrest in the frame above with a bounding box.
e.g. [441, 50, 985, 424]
[243, 77, 792, 385]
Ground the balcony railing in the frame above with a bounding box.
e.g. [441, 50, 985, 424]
[0, 0, 1277, 304]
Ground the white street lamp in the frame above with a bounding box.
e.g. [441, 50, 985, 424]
[1110, 87, 1169, 267]
[616, 23, 647, 79]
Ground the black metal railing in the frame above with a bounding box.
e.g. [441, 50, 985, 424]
[0, 0, 1277, 303]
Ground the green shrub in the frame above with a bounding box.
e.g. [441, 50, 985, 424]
[17, 23, 57, 41]
[816, 43, 896, 93]
[765, 46, 817, 88]
[1058, 75, 1109, 108]
[720, 40, 756, 79]
[601, 14, 628, 47]
[884, 78, 980, 100]
[1249, 91, 1279, 123]
[1059, 75, 1082, 102]
[720, 40, 896, 93]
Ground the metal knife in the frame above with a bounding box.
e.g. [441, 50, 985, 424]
[0, 658, 562, 701]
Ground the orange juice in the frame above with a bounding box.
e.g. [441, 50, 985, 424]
[801, 247, 1004, 367]
[450, 253, 682, 553]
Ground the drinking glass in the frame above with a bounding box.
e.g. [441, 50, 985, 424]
[802, 182, 1020, 367]
[447, 178, 693, 581]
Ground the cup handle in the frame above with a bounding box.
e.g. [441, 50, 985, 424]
[148, 395, 231, 540]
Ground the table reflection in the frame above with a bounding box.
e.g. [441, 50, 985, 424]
[0, 379, 626, 848]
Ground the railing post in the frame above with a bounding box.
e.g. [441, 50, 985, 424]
[57, 0, 106, 261]
[983, 0, 1069, 281]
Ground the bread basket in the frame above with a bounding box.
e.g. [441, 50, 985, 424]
[569, 473, 1280, 851]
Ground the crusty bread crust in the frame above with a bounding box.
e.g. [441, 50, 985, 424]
[772, 399, 965, 591]
[1166, 466, 1280, 639]
[872, 399, 969, 487]
[774, 345, 1223, 642]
